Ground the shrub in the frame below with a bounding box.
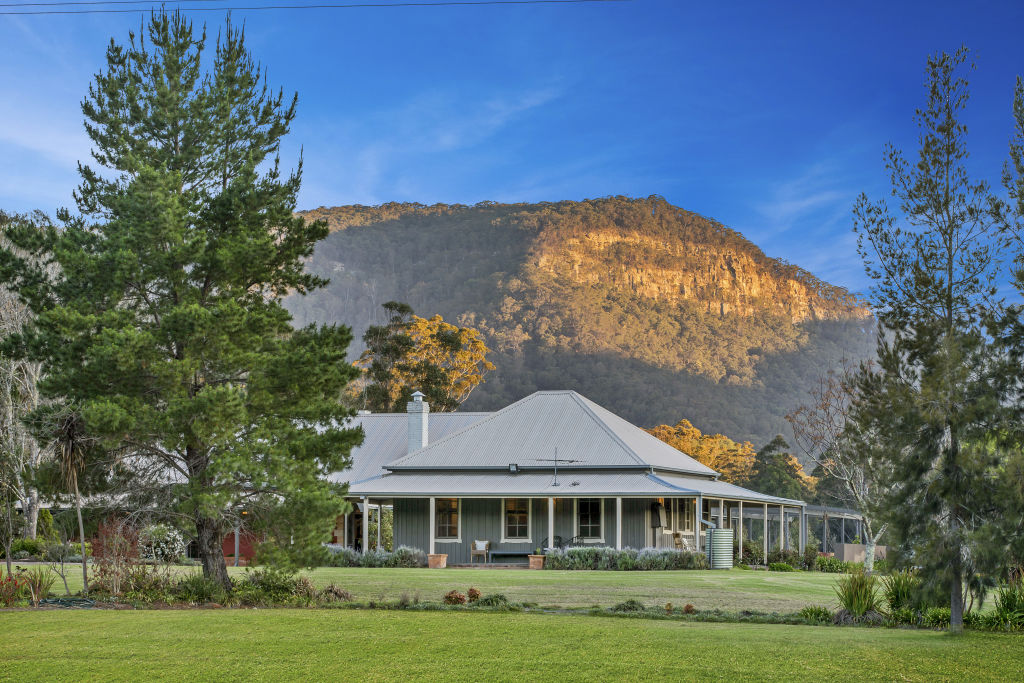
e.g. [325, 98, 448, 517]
[767, 548, 802, 567]
[882, 569, 921, 611]
[922, 607, 951, 629]
[741, 540, 764, 565]
[138, 524, 186, 564]
[175, 572, 228, 604]
[611, 599, 646, 612]
[802, 545, 818, 570]
[0, 568, 26, 606]
[467, 587, 481, 603]
[387, 546, 426, 568]
[11, 537, 46, 558]
[294, 576, 318, 604]
[443, 590, 466, 605]
[735, 562, 751, 570]
[543, 547, 707, 571]
[323, 545, 426, 568]
[992, 578, 1024, 631]
[13, 550, 30, 561]
[768, 562, 795, 572]
[664, 602, 673, 614]
[318, 583, 354, 603]
[476, 593, 509, 607]
[683, 603, 696, 614]
[122, 563, 174, 602]
[886, 606, 918, 627]
[798, 605, 832, 624]
[834, 572, 881, 622]
[815, 555, 848, 574]
[872, 557, 890, 574]
[234, 567, 299, 606]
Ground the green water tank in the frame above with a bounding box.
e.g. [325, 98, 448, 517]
[704, 528, 734, 569]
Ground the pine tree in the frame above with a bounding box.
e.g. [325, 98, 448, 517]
[0, 12, 361, 587]
[850, 47, 1005, 633]
[746, 436, 811, 501]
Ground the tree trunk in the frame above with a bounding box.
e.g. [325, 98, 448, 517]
[864, 530, 876, 573]
[75, 483, 88, 595]
[24, 489, 39, 539]
[950, 550, 964, 634]
[196, 514, 230, 590]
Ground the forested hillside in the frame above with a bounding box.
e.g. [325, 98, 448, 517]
[289, 196, 874, 447]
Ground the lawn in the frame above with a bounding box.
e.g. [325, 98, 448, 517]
[41, 565, 842, 612]
[1, 609, 1021, 681]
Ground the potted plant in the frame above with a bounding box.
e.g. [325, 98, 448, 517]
[528, 548, 544, 570]
[427, 553, 448, 569]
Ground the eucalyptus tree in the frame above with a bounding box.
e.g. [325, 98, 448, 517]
[0, 12, 362, 588]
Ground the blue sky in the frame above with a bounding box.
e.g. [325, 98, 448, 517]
[2, 0, 1023, 294]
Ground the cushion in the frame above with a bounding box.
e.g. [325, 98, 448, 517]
[474, 540, 488, 551]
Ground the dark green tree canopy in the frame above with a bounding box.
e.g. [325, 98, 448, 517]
[746, 435, 809, 501]
[0, 11, 361, 585]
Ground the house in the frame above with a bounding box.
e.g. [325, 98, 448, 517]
[334, 390, 808, 564]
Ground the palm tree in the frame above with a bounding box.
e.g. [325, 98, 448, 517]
[52, 407, 93, 594]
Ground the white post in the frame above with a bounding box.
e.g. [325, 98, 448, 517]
[615, 497, 623, 550]
[763, 503, 768, 562]
[429, 497, 436, 555]
[799, 506, 806, 554]
[343, 513, 349, 547]
[779, 504, 785, 551]
[376, 505, 382, 550]
[548, 497, 555, 550]
[362, 498, 369, 552]
[737, 501, 743, 561]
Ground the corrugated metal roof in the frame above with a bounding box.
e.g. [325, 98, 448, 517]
[330, 412, 488, 485]
[386, 391, 718, 477]
[350, 469, 803, 504]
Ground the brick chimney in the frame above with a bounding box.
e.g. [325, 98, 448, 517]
[407, 391, 429, 454]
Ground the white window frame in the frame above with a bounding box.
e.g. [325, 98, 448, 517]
[573, 498, 605, 543]
[434, 497, 461, 543]
[500, 498, 533, 544]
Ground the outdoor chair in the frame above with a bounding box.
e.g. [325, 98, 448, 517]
[540, 536, 565, 551]
[673, 532, 696, 552]
[471, 539, 490, 564]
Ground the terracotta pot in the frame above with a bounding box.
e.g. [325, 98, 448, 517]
[528, 554, 545, 570]
[427, 553, 448, 569]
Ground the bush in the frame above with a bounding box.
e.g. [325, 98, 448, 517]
[323, 545, 426, 568]
[138, 524, 187, 564]
[543, 547, 707, 571]
[834, 571, 881, 622]
[882, 569, 921, 611]
[24, 566, 56, 605]
[798, 605, 832, 624]
[802, 545, 818, 570]
[815, 555, 848, 573]
[443, 590, 467, 605]
[611, 599, 646, 612]
[768, 562, 795, 572]
[13, 550, 30, 561]
[11, 537, 46, 558]
[467, 587, 481, 603]
[1, 568, 26, 606]
[992, 578, 1024, 631]
[682, 603, 696, 614]
[175, 572, 228, 604]
[741, 540, 764, 565]
[922, 607, 951, 629]
[886, 606, 918, 627]
[476, 593, 510, 607]
[234, 567, 299, 606]
[767, 548, 802, 567]
[387, 546, 426, 568]
[318, 583, 354, 603]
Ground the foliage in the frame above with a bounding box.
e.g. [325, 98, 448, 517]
[466, 587, 481, 603]
[882, 570, 922, 612]
[318, 583, 354, 603]
[767, 547, 802, 568]
[443, 590, 467, 605]
[542, 547, 708, 571]
[0, 566, 26, 606]
[835, 572, 881, 619]
[23, 566, 56, 605]
[768, 562, 795, 572]
[235, 567, 302, 607]
[138, 524, 187, 564]
[291, 197, 874, 448]
[611, 598, 646, 612]
[355, 302, 494, 412]
[992, 578, 1024, 631]
[324, 545, 426, 568]
[814, 555, 850, 574]
[647, 419, 755, 484]
[741, 540, 764, 565]
[746, 436, 813, 500]
[475, 593, 509, 607]
[0, 11, 362, 589]
[175, 572, 228, 605]
[90, 519, 139, 596]
[798, 605, 833, 624]
[922, 607, 952, 629]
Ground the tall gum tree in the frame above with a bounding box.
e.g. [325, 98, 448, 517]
[0, 12, 362, 587]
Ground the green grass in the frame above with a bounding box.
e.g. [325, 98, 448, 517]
[1, 609, 1021, 681]
[39, 565, 841, 612]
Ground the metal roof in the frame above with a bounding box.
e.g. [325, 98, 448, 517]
[350, 469, 802, 504]
[330, 412, 488, 485]
[386, 390, 718, 477]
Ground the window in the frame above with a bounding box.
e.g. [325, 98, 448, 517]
[435, 498, 459, 540]
[577, 498, 602, 540]
[503, 498, 531, 542]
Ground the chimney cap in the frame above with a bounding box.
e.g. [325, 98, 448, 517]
[411, 390, 425, 401]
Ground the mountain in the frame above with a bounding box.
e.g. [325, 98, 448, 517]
[288, 196, 874, 448]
